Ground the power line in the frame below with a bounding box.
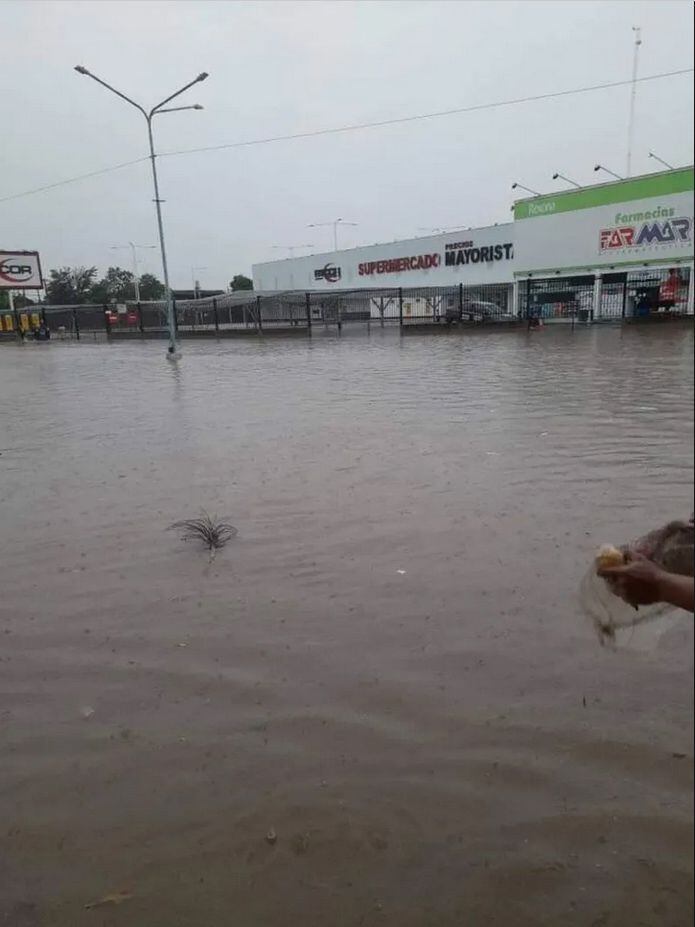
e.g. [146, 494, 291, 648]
[1, 68, 692, 205]
[159, 68, 694, 158]
[0, 156, 150, 204]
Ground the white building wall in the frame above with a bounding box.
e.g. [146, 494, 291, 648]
[252, 224, 515, 292]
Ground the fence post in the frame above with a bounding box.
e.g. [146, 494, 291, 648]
[305, 292, 312, 330]
[525, 278, 531, 320]
[458, 282, 463, 320]
[621, 279, 628, 319]
[212, 297, 220, 335]
[172, 299, 179, 335]
[398, 287, 403, 328]
[72, 307, 81, 341]
[256, 295, 263, 331]
[138, 301, 144, 334]
[103, 303, 111, 339]
[41, 307, 47, 328]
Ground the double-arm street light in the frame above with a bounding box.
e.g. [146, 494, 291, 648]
[307, 218, 357, 252]
[110, 242, 157, 302]
[272, 244, 315, 258]
[74, 65, 209, 358]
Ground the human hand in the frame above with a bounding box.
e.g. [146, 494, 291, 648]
[597, 552, 667, 608]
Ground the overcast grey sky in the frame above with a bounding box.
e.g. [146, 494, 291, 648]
[3, 0, 693, 289]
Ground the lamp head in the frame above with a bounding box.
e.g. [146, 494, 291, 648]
[74, 65, 89, 75]
[196, 72, 209, 82]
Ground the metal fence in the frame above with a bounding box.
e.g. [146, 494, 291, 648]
[519, 266, 692, 323]
[3, 270, 690, 342]
[6, 283, 517, 340]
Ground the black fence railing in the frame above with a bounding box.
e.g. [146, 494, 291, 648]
[4, 271, 690, 342]
[519, 266, 692, 323]
[15, 283, 517, 339]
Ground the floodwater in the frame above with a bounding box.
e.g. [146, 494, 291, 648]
[1, 324, 693, 927]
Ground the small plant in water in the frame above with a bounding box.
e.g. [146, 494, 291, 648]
[170, 512, 237, 557]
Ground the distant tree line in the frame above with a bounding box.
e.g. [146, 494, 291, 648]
[2, 267, 254, 309]
[43, 266, 166, 305]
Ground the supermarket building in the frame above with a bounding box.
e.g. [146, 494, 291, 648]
[252, 166, 694, 323]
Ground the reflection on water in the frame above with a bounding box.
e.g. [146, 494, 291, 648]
[1, 325, 693, 926]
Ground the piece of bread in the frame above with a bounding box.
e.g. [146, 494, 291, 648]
[595, 544, 625, 570]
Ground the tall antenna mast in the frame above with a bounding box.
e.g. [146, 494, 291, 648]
[627, 25, 642, 177]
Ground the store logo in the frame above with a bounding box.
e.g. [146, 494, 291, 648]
[599, 216, 691, 251]
[527, 201, 557, 216]
[444, 241, 513, 266]
[358, 253, 440, 276]
[0, 259, 34, 283]
[314, 263, 341, 283]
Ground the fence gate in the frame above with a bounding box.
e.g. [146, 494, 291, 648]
[599, 273, 627, 321]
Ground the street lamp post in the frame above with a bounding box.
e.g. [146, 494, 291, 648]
[307, 218, 357, 251]
[191, 266, 207, 299]
[552, 172, 582, 189]
[74, 65, 209, 358]
[110, 242, 157, 302]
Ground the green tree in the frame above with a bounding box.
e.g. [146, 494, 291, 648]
[45, 266, 98, 305]
[230, 274, 253, 291]
[89, 266, 135, 304]
[138, 273, 166, 300]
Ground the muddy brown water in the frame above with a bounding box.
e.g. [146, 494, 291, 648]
[1, 325, 693, 927]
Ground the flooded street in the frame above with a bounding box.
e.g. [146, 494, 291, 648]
[1, 325, 693, 926]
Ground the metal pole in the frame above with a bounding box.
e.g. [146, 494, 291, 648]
[73, 306, 81, 341]
[129, 242, 141, 303]
[212, 297, 219, 334]
[138, 300, 145, 334]
[103, 304, 111, 338]
[146, 117, 177, 356]
[305, 292, 312, 330]
[398, 287, 404, 328]
[256, 295, 263, 331]
[627, 26, 641, 177]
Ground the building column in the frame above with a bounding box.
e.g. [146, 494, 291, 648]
[686, 263, 695, 316]
[591, 271, 602, 322]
